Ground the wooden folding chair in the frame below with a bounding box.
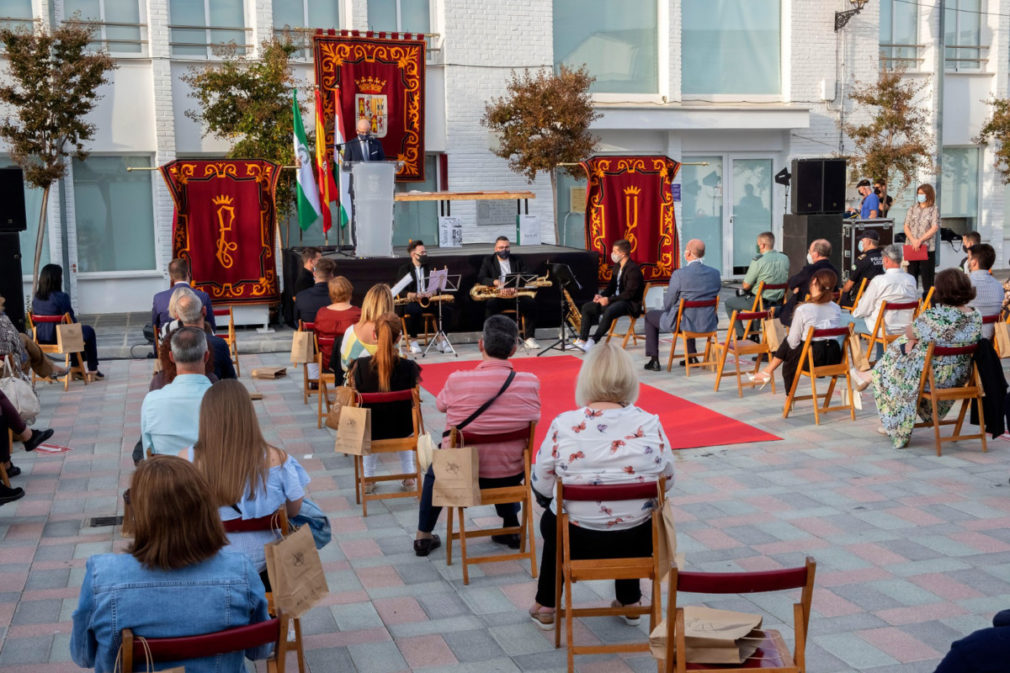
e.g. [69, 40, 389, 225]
[920, 286, 935, 311]
[666, 297, 720, 375]
[121, 612, 289, 673]
[913, 342, 987, 456]
[713, 310, 775, 396]
[26, 312, 87, 391]
[663, 557, 816, 673]
[840, 277, 868, 312]
[222, 508, 304, 673]
[860, 299, 919, 364]
[212, 306, 240, 376]
[554, 479, 665, 673]
[783, 324, 856, 424]
[2, 429, 10, 487]
[352, 388, 422, 516]
[754, 281, 789, 313]
[315, 336, 337, 429]
[605, 281, 665, 349]
[297, 321, 320, 406]
[444, 423, 537, 585]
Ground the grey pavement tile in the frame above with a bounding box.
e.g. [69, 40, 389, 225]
[347, 640, 407, 673]
[330, 601, 384, 632]
[388, 615, 485, 639]
[12, 598, 62, 625]
[487, 622, 556, 657]
[442, 628, 508, 663]
[811, 612, 889, 634]
[900, 620, 966, 654]
[0, 635, 54, 665]
[829, 584, 905, 612]
[417, 592, 471, 620]
[814, 632, 898, 670]
[24, 568, 71, 591]
[304, 647, 356, 673]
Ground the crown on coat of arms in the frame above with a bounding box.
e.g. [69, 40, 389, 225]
[623, 186, 642, 196]
[355, 76, 386, 93]
[212, 195, 235, 206]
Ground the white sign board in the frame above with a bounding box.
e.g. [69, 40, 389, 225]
[518, 214, 541, 246]
[438, 216, 463, 248]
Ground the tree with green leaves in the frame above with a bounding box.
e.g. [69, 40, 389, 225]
[182, 39, 300, 238]
[842, 69, 934, 196]
[975, 98, 1010, 183]
[0, 20, 115, 297]
[482, 65, 600, 242]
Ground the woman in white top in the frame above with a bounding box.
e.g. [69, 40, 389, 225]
[751, 268, 843, 391]
[528, 341, 674, 630]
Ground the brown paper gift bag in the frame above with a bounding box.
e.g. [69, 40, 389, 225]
[56, 322, 85, 354]
[763, 317, 786, 352]
[994, 321, 1010, 358]
[655, 499, 677, 582]
[251, 366, 287, 379]
[334, 405, 371, 455]
[264, 525, 329, 618]
[432, 446, 482, 507]
[325, 386, 357, 430]
[649, 606, 763, 664]
[848, 334, 870, 371]
[290, 331, 315, 364]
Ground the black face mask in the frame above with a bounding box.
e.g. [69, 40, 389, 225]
[417, 254, 428, 265]
[357, 132, 368, 140]
[496, 250, 510, 260]
[873, 188, 881, 195]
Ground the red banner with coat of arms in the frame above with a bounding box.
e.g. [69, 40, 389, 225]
[580, 156, 681, 284]
[313, 30, 426, 181]
[159, 160, 281, 304]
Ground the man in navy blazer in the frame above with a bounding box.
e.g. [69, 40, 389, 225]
[643, 239, 721, 371]
[343, 118, 386, 162]
[152, 259, 215, 333]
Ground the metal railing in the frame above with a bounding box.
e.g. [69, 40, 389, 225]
[879, 42, 924, 71]
[945, 43, 988, 71]
[63, 19, 148, 55]
[273, 27, 443, 64]
[168, 24, 252, 59]
[0, 15, 35, 31]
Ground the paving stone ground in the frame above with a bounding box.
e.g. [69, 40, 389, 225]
[2, 315, 1008, 672]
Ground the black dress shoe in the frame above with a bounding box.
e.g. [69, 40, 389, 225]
[679, 357, 699, 367]
[492, 533, 521, 549]
[3, 463, 21, 478]
[413, 534, 441, 557]
[23, 428, 54, 452]
[0, 484, 25, 505]
[643, 358, 661, 372]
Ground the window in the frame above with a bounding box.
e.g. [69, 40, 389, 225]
[72, 156, 156, 272]
[169, 0, 246, 58]
[0, 158, 49, 271]
[273, 0, 339, 58]
[556, 171, 587, 248]
[681, 0, 781, 96]
[945, 0, 984, 71]
[393, 155, 438, 246]
[64, 0, 144, 54]
[367, 0, 428, 34]
[0, 0, 32, 30]
[679, 156, 724, 269]
[941, 147, 980, 229]
[879, 0, 918, 70]
[553, 0, 658, 94]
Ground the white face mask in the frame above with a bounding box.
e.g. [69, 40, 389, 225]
[806, 253, 814, 265]
[917, 193, 927, 203]
[611, 252, 621, 264]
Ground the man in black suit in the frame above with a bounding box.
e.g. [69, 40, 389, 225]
[777, 238, 839, 326]
[575, 238, 644, 351]
[396, 239, 452, 354]
[343, 117, 386, 162]
[152, 259, 216, 333]
[294, 257, 336, 324]
[477, 236, 538, 348]
[294, 247, 321, 296]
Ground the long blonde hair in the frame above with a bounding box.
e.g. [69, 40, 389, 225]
[360, 284, 394, 323]
[192, 379, 271, 507]
[371, 312, 402, 391]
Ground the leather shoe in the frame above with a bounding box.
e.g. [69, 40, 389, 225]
[23, 428, 54, 452]
[679, 357, 699, 367]
[492, 533, 521, 549]
[413, 534, 441, 557]
[3, 463, 21, 478]
[643, 358, 661, 372]
[0, 484, 25, 505]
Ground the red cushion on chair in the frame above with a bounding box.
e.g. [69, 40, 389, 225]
[932, 344, 978, 357]
[736, 311, 769, 321]
[677, 566, 810, 594]
[133, 618, 279, 663]
[884, 301, 919, 311]
[682, 299, 717, 309]
[563, 481, 659, 502]
[358, 389, 414, 404]
[450, 427, 531, 445]
[31, 314, 64, 323]
[811, 327, 850, 339]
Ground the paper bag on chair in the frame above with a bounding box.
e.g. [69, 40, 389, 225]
[325, 386, 357, 430]
[763, 317, 786, 352]
[848, 334, 870, 371]
[56, 323, 85, 354]
[432, 446, 481, 507]
[650, 606, 763, 664]
[290, 331, 315, 364]
[251, 366, 287, 379]
[264, 525, 329, 618]
[655, 499, 677, 582]
[994, 322, 1010, 357]
[334, 405, 370, 455]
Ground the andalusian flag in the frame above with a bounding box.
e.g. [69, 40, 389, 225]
[333, 86, 352, 229]
[292, 91, 321, 231]
[314, 87, 338, 233]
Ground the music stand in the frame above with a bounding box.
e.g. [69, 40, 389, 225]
[538, 262, 581, 356]
[422, 271, 460, 358]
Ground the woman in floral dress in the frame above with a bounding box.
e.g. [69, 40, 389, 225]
[856, 269, 981, 448]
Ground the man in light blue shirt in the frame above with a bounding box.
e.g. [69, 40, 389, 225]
[141, 327, 212, 455]
[967, 243, 1004, 339]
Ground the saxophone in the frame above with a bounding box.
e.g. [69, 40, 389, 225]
[469, 274, 553, 301]
[563, 287, 582, 333]
[394, 294, 454, 307]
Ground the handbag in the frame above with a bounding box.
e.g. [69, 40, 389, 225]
[903, 244, 928, 261]
[289, 498, 332, 549]
[0, 357, 40, 424]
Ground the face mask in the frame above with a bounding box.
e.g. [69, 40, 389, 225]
[873, 188, 881, 195]
[755, 245, 762, 255]
[806, 253, 814, 265]
[357, 131, 368, 140]
[611, 252, 621, 263]
[916, 193, 927, 203]
[496, 249, 510, 260]
[417, 254, 428, 265]
[858, 241, 864, 253]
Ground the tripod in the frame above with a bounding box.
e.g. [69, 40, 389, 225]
[538, 262, 581, 356]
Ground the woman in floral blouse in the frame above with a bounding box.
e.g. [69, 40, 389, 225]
[852, 269, 981, 449]
[528, 341, 674, 630]
[903, 183, 940, 299]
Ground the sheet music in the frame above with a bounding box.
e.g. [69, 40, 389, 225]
[427, 268, 448, 293]
[391, 273, 413, 296]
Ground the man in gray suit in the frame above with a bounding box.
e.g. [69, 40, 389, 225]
[643, 239, 722, 371]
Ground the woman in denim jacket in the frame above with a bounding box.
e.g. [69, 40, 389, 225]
[71, 456, 270, 673]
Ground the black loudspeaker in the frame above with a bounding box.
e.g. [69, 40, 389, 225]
[0, 232, 25, 332]
[782, 214, 845, 276]
[790, 158, 846, 214]
[0, 168, 27, 232]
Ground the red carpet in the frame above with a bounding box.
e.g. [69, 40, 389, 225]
[418, 355, 780, 450]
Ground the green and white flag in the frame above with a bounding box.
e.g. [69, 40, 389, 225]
[333, 86, 352, 228]
[292, 90, 322, 231]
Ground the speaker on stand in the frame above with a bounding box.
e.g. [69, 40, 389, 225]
[0, 168, 28, 332]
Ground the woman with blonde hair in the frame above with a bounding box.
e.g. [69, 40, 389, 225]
[338, 283, 394, 372]
[71, 456, 270, 673]
[316, 275, 361, 371]
[184, 379, 310, 581]
[528, 341, 674, 629]
[351, 312, 421, 492]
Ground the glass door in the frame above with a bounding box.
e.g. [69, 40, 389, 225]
[729, 157, 773, 275]
[679, 155, 724, 269]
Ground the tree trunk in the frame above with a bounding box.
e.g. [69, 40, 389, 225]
[550, 168, 560, 245]
[30, 183, 51, 308]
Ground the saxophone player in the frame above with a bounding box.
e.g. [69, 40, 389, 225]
[477, 236, 539, 349]
[574, 239, 644, 352]
[396, 240, 452, 353]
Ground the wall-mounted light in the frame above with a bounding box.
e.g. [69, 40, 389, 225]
[835, 0, 869, 32]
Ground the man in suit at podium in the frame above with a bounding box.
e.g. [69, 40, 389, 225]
[478, 236, 538, 349]
[344, 118, 386, 162]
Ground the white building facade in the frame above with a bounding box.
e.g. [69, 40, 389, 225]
[2, 0, 1006, 314]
